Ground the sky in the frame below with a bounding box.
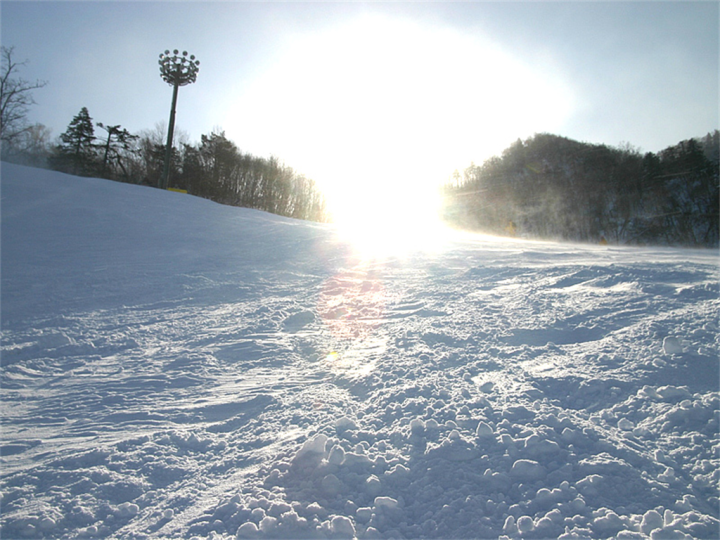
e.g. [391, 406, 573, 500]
[2, 1, 718, 220]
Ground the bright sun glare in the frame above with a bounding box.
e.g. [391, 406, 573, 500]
[229, 14, 575, 254]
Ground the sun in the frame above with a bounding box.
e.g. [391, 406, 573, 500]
[227, 13, 575, 254]
[326, 180, 449, 257]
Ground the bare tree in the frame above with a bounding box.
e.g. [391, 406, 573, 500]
[0, 46, 47, 154]
[6, 123, 52, 167]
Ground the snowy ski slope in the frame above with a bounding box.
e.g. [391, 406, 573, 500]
[1, 162, 718, 539]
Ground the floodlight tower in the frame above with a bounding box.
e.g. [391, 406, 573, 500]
[158, 49, 200, 190]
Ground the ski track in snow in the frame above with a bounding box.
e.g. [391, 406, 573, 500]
[1, 163, 718, 539]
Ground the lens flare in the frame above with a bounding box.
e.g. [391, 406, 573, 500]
[227, 13, 575, 254]
[318, 264, 386, 340]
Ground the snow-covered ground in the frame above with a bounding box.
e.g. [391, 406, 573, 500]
[1, 162, 718, 540]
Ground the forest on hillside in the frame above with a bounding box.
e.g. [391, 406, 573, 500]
[4, 103, 718, 247]
[41, 108, 329, 223]
[441, 132, 719, 247]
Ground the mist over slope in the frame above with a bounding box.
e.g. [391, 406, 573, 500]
[1, 163, 718, 539]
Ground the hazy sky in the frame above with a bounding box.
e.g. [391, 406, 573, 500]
[2, 1, 718, 197]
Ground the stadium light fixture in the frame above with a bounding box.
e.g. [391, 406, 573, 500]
[158, 49, 200, 190]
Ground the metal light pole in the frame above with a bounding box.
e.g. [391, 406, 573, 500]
[158, 49, 200, 190]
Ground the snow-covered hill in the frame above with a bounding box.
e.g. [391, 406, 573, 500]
[1, 162, 718, 539]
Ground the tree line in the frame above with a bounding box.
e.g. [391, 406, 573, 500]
[2, 45, 717, 244]
[1, 47, 327, 222]
[5, 104, 328, 223]
[441, 132, 719, 247]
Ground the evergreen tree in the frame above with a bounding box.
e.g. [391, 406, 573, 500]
[96, 122, 138, 181]
[50, 107, 98, 176]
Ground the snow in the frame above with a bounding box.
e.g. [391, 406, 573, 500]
[1, 161, 718, 539]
